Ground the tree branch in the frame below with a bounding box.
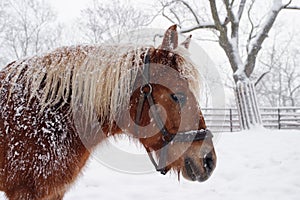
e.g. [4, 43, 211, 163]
[224, 0, 240, 38]
[162, 7, 179, 25]
[161, 0, 230, 33]
[175, 0, 201, 25]
[237, 0, 247, 20]
[179, 17, 230, 33]
[246, 0, 256, 53]
[209, 0, 243, 77]
[284, 6, 300, 10]
[160, 0, 201, 28]
[291, 84, 300, 95]
[180, 23, 217, 33]
[223, 0, 236, 23]
[254, 70, 270, 86]
[170, 8, 182, 26]
[245, 1, 286, 77]
[209, 0, 224, 31]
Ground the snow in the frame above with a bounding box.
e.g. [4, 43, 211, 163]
[65, 128, 299, 199]
[0, 128, 299, 199]
[180, 22, 216, 32]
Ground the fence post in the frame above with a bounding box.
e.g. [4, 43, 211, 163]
[230, 108, 233, 132]
[278, 108, 281, 130]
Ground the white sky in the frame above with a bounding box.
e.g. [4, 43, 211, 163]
[49, 0, 92, 22]
[48, 0, 300, 42]
[48, 0, 300, 73]
[49, 0, 157, 23]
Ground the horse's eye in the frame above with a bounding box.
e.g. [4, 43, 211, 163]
[170, 92, 186, 106]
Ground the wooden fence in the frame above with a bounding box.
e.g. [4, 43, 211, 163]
[202, 107, 300, 132]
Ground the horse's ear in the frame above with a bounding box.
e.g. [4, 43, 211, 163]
[160, 25, 178, 51]
[181, 35, 192, 49]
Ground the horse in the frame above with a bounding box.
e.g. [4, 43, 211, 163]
[0, 25, 217, 200]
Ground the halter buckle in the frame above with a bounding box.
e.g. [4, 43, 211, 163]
[140, 83, 152, 96]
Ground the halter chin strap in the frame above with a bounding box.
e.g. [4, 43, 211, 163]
[134, 49, 213, 175]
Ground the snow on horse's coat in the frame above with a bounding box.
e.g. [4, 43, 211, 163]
[0, 25, 216, 200]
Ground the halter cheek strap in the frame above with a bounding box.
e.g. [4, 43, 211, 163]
[134, 49, 170, 174]
[134, 49, 213, 175]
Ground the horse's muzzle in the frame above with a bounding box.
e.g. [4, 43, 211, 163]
[184, 150, 216, 182]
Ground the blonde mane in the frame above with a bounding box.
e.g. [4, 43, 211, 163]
[3, 44, 202, 129]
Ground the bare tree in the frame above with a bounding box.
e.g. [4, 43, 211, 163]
[0, 0, 62, 66]
[79, 0, 152, 44]
[160, 0, 300, 129]
[255, 37, 300, 107]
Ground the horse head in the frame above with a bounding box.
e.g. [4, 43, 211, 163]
[122, 25, 217, 182]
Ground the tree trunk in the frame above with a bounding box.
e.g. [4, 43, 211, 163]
[235, 79, 262, 129]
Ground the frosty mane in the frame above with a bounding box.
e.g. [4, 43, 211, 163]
[0, 25, 217, 199]
[3, 44, 202, 128]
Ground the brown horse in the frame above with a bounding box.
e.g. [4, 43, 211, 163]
[0, 25, 217, 200]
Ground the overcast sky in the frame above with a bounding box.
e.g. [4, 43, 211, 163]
[48, 0, 300, 71]
[49, 0, 157, 23]
[49, 0, 300, 43]
[48, 0, 300, 42]
[50, 0, 92, 22]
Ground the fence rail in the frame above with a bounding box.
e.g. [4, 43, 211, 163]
[202, 107, 300, 132]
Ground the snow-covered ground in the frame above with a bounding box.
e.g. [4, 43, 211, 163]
[1, 128, 300, 199]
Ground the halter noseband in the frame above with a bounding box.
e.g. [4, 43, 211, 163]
[134, 49, 213, 175]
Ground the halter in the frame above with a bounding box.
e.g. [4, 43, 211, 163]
[134, 49, 213, 175]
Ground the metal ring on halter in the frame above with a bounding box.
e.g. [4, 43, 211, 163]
[140, 83, 152, 96]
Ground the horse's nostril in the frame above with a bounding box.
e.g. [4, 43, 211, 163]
[203, 151, 215, 175]
[184, 157, 191, 165]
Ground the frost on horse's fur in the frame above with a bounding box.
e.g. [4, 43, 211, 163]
[0, 42, 203, 197]
[0, 23, 216, 200]
[2, 45, 201, 130]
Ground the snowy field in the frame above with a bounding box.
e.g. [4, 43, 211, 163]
[1, 128, 300, 199]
